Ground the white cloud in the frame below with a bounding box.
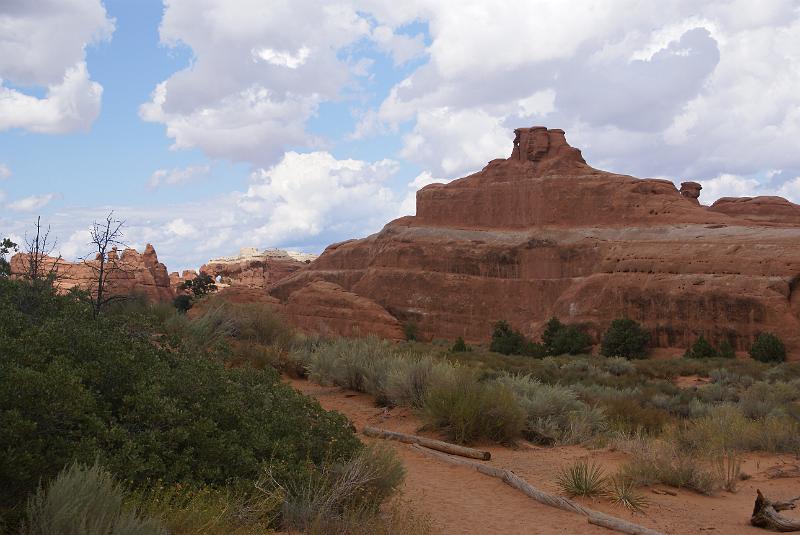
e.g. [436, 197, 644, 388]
[166, 218, 196, 237]
[0, 164, 10, 179]
[240, 151, 399, 243]
[371, 25, 426, 65]
[7, 193, 57, 212]
[0, 0, 113, 133]
[147, 164, 211, 189]
[699, 173, 763, 203]
[253, 46, 311, 69]
[0, 62, 103, 133]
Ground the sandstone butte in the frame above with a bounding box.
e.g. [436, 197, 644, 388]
[10, 244, 173, 303]
[269, 126, 800, 359]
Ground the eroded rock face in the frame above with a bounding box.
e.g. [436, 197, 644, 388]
[11, 244, 174, 302]
[196, 247, 315, 290]
[269, 127, 800, 358]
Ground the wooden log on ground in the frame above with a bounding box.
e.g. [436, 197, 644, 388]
[751, 489, 800, 531]
[412, 443, 663, 535]
[363, 426, 491, 460]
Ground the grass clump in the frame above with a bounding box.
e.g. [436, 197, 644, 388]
[608, 476, 649, 513]
[23, 462, 165, 535]
[556, 460, 607, 498]
[421, 367, 525, 444]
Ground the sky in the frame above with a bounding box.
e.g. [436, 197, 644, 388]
[1, 0, 800, 271]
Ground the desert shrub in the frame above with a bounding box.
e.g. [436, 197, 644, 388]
[451, 336, 470, 352]
[0, 278, 360, 524]
[496, 374, 605, 444]
[275, 445, 405, 532]
[602, 398, 670, 435]
[603, 356, 636, 376]
[489, 320, 543, 356]
[130, 484, 280, 535]
[600, 319, 650, 359]
[750, 332, 786, 363]
[421, 367, 525, 444]
[676, 405, 800, 453]
[619, 438, 719, 495]
[23, 462, 164, 535]
[385, 357, 446, 408]
[685, 335, 717, 359]
[225, 301, 294, 349]
[542, 317, 592, 356]
[713, 450, 742, 492]
[173, 294, 193, 313]
[557, 460, 607, 498]
[403, 322, 419, 341]
[737, 381, 799, 419]
[717, 339, 736, 359]
[180, 273, 217, 297]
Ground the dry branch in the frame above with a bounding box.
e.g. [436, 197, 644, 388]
[751, 489, 800, 532]
[412, 443, 663, 535]
[363, 426, 491, 460]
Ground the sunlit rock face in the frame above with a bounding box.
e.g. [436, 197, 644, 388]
[270, 126, 800, 358]
[11, 244, 174, 302]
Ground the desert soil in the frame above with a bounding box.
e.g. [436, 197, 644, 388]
[289, 377, 800, 535]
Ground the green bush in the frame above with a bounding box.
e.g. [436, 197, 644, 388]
[542, 317, 591, 356]
[557, 460, 607, 498]
[489, 320, 544, 357]
[717, 339, 736, 359]
[23, 462, 165, 535]
[172, 294, 193, 313]
[749, 332, 786, 363]
[0, 278, 360, 524]
[451, 336, 470, 352]
[403, 322, 419, 341]
[685, 335, 717, 359]
[600, 319, 650, 359]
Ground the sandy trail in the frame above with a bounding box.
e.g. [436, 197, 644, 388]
[290, 378, 800, 535]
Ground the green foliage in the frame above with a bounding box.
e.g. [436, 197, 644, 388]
[0, 277, 360, 524]
[600, 318, 650, 359]
[685, 335, 718, 359]
[717, 339, 736, 359]
[403, 321, 419, 341]
[180, 273, 217, 298]
[421, 367, 525, 444]
[1, 237, 17, 277]
[172, 294, 193, 313]
[23, 462, 165, 535]
[450, 336, 470, 352]
[489, 320, 544, 357]
[749, 332, 786, 363]
[557, 460, 607, 498]
[542, 317, 592, 356]
[276, 444, 405, 531]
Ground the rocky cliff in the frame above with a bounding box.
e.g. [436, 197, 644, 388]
[270, 126, 800, 358]
[11, 244, 174, 302]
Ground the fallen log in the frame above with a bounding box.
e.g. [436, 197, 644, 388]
[751, 489, 800, 532]
[363, 426, 491, 460]
[412, 443, 663, 535]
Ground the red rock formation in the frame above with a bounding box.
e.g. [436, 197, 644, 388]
[10, 244, 174, 302]
[196, 248, 314, 290]
[270, 127, 800, 358]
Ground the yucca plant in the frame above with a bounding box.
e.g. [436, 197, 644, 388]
[556, 460, 607, 498]
[608, 476, 649, 513]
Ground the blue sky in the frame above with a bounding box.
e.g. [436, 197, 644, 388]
[2, 1, 800, 271]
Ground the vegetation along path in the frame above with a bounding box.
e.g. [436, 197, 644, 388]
[289, 377, 800, 535]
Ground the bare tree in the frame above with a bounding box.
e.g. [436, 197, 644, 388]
[19, 216, 62, 283]
[85, 211, 126, 316]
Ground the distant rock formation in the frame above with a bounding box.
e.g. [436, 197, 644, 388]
[10, 244, 174, 302]
[270, 126, 800, 358]
[173, 247, 318, 292]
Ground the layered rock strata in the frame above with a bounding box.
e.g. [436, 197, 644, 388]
[270, 127, 800, 357]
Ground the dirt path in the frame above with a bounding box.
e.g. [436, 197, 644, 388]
[289, 378, 800, 535]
